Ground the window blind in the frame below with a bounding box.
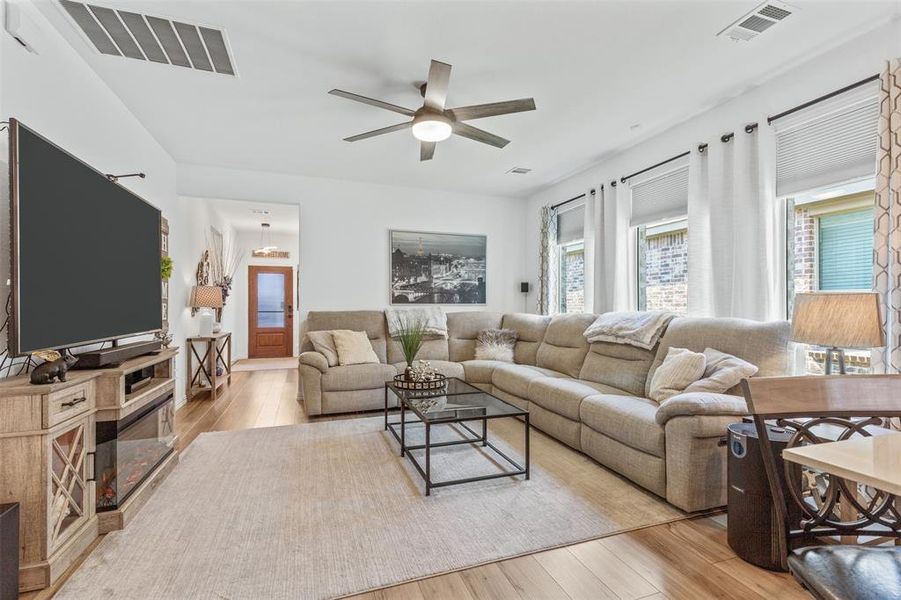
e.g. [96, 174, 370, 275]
[818, 207, 874, 291]
[775, 81, 879, 197]
[557, 202, 585, 245]
[629, 159, 689, 227]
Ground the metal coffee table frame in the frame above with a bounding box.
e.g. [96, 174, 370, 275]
[384, 378, 530, 496]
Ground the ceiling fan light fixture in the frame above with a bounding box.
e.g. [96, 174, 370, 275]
[411, 113, 452, 142]
[329, 59, 535, 160]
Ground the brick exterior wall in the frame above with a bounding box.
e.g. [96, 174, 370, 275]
[561, 248, 584, 313]
[792, 206, 816, 295]
[641, 229, 688, 314]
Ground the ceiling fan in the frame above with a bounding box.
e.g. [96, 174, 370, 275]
[328, 59, 536, 161]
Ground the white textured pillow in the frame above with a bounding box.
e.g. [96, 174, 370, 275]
[684, 348, 758, 394]
[474, 328, 517, 362]
[332, 330, 380, 366]
[475, 341, 514, 362]
[306, 330, 345, 367]
[649, 347, 707, 403]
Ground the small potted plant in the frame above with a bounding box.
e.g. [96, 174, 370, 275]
[160, 256, 173, 280]
[396, 319, 426, 381]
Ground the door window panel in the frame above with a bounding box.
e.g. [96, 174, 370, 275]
[256, 272, 285, 327]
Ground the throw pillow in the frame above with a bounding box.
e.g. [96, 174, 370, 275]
[332, 330, 380, 366]
[306, 330, 344, 367]
[648, 347, 707, 403]
[474, 328, 518, 362]
[684, 348, 758, 394]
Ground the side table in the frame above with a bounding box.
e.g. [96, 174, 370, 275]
[186, 332, 232, 401]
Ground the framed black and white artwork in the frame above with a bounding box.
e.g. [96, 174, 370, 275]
[390, 230, 486, 304]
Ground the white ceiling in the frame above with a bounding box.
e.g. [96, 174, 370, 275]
[37, 1, 901, 198]
[207, 197, 299, 234]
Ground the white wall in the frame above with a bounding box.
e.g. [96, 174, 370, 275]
[0, 1, 191, 404]
[523, 18, 901, 312]
[177, 166, 530, 324]
[228, 231, 300, 360]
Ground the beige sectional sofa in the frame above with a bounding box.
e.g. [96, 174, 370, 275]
[298, 310, 791, 512]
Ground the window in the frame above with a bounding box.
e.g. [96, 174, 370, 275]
[818, 208, 873, 291]
[787, 181, 875, 373]
[637, 218, 688, 314]
[629, 158, 689, 314]
[558, 241, 584, 313]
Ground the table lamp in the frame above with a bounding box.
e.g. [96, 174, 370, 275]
[190, 285, 223, 336]
[791, 292, 884, 374]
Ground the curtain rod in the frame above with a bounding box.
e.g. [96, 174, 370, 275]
[618, 151, 690, 184]
[604, 76, 878, 188]
[767, 74, 879, 125]
[697, 123, 758, 152]
[551, 187, 596, 211]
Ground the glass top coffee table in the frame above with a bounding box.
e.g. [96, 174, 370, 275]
[384, 377, 530, 496]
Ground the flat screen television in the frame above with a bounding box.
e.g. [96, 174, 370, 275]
[9, 119, 162, 355]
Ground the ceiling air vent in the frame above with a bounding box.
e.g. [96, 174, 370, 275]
[507, 167, 532, 175]
[717, 1, 794, 42]
[59, 1, 236, 75]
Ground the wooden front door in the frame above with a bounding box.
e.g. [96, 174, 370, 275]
[248, 266, 294, 358]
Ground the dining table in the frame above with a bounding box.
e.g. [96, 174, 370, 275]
[782, 429, 901, 496]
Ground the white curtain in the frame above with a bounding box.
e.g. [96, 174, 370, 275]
[687, 146, 713, 315]
[687, 124, 784, 320]
[596, 182, 635, 312]
[582, 187, 601, 313]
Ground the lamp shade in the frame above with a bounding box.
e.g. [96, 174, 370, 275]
[791, 292, 884, 349]
[190, 285, 223, 309]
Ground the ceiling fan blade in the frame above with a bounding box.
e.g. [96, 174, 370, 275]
[452, 122, 509, 148]
[420, 141, 436, 161]
[343, 121, 413, 142]
[328, 89, 415, 117]
[423, 60, 452, 110]
[446, 98, 536, 121]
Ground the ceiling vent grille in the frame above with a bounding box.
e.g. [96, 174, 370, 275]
[507, 167, 532, 175]
[717, 2, 794, 42]
[59, 1, 236, 75]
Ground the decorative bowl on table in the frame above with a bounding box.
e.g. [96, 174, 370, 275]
[393, 360, 448, 391]
[392, 372, 447, 391]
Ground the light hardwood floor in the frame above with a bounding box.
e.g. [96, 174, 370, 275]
[24, 367, 809, 599]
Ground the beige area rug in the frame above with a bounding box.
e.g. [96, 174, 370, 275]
[232, 357, 299, 372]
[58, 417, 685, 600]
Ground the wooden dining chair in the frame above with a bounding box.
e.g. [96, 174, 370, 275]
[742, 375, 901, 599]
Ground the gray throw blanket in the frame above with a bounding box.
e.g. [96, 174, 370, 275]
[385, 307, 448, 338]
[583, 310, 675, 349]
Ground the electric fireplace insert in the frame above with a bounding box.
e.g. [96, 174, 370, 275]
[95, 389, 175, 511]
